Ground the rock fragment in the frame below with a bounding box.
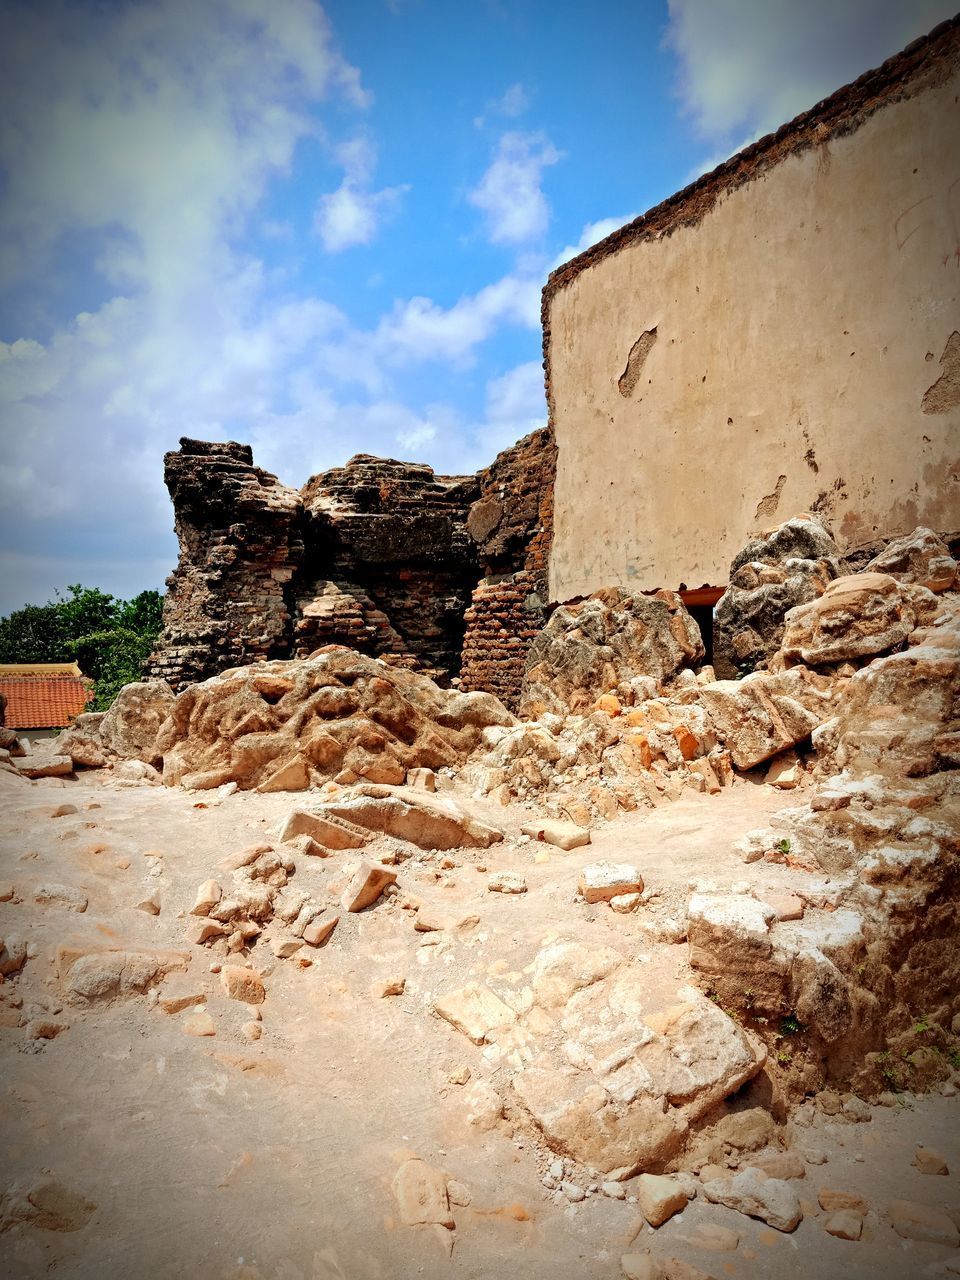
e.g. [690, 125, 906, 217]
[487, 871, 527, 894]
[887, 1199, 959, 1246]
[635, 1173, 690, 1227]
[521, 818, 591, 850]
[433, 984, 516, 1044]
[340, 861, 398, 912]
[701, 1167, 802, 1232]
[392, 1159, 454, 1228]
[219, 965, 265, 1005]
[579, 862, 643, 904]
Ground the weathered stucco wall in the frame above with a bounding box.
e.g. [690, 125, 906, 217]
[546, 20, 960, 603]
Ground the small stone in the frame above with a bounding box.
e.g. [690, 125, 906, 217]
[702, 1167, 802, 1232]
[190, 879, 222, 917]
[635, 1173, 690, 1227]
[136, 893, 161, 916]
[610, 892, 641, 914]
[447, 1065, 471, 1085]
[189, 919, 228, 945]
[269, 937, 301, 959]
[579, 862, 644, 903]
[374, 977, 406, 998]
[415, 907, 451, 932]
[751, 1150, 805, 1180]
[182, 1010, 216, 1037]
[340, 860, 398, 912]
[487, 872, 527, 894]
[219, 965, 265, 1005]
[765, 752, 802, 789]
[302, 912, 339, 948]
[392, 1159, 454, 1228]
[602, 1181, 626, 1199]
[49, 803, 79, 818]
[240, 1020, 262, 1042]
[521, 818, 591, 851]
[824, 1209, 863, 1240]
[0, 883, 14, 902]
[841, 1095, 871, 1122]
[561, 1180, 586, 1202]
[804, 1148, 828, 1165]
[818, 1189, 868, 1214]
[913, 1146, 949, 1175]
[887, 1200, 959, 1246]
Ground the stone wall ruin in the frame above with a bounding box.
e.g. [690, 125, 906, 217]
[148, 430, 555, 710]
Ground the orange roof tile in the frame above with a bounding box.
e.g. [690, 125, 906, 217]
[0, 676, 93, 730]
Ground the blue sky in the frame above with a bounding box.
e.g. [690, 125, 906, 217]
[0, 0, 954, 613]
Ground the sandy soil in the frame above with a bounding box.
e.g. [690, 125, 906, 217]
[1, 770, 957, 1280]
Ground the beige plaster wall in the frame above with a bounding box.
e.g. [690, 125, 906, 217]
[547, 66, 960, 602]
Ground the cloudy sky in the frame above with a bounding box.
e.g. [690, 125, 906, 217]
[0, 0, 954, 613]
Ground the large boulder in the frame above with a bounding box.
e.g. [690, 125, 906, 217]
[519, 589, 703, 718]
[814, 610, 960, 777]
[99, 680, 176, 767]
[864, 526, 957, 593]
[54, 712, 107, 768]
[780, 573, 922, 666]
[699, 668, 835, 769]
[713, 516, 845, 679]
[156, 648, 515, 791]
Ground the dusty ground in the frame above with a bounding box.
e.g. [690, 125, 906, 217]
[1, 770, 958, 1280]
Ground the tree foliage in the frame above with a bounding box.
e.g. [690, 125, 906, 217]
[0, 584, 164, 711]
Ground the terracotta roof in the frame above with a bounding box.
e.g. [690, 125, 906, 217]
[0, 662, 82, 678]
[0, 675, 93, 730]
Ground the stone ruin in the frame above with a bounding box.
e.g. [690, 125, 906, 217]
[147, 428, 555, 710]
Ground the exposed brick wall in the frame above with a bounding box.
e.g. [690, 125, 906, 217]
[459, 571, 545, 709]
[458, 427, 557, 709]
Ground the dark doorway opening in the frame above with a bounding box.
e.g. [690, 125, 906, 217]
[679, 586, 725, 667]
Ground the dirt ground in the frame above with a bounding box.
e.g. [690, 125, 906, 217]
[1, 769, 958, 1280]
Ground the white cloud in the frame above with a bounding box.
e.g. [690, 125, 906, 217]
[493, 83, 530, 118]
[665, 0, 958, 146]
[0, 2, 550, 614]
[313, 135, 408, 252]
[478, 359, 546, 457]
[0, 0, 370, 611]
[468, 131, 562, 245]
[372, 271, 541, 367]
[474, 82, 531, 128]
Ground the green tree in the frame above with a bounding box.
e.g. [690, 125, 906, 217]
[0, 584, 164, 710]
[0, 603, 68, 663]
[68, 628, 159, 710]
